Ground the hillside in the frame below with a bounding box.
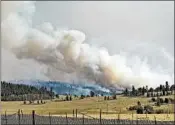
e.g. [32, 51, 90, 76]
[1, 81, 54, 101]
[8, 80, 119, 95]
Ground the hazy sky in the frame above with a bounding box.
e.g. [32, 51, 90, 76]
[2, 1, 174, 84]
[33, 1, 174, 54]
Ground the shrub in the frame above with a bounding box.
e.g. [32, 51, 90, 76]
[23, 100, 26, 104]
[112, 94, 117, 100]
[56, 94, 59, 99]
[155, 109, 164, 114]
[169, 98, 174, 103]
[147, 93, 150, 97]
[164, 98, 169, 103]
[156, 101, 161, 106]
[136, 106, 144, 114]
[151, 97, 156, 102]
[137, 101, 141, 106]
[29, 100, 32, 104]
[157, 98, 163, 105]
[144, 105, 154, 114]
[128, 105, 138, 111]
[80, 95, 85, 99]
[166, 92, 170, 96]
[159, 98, 164, 103]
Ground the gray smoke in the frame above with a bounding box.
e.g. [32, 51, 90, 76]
[1, 1, 174, 89]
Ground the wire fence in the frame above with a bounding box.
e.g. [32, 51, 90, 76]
[1, 109, 174, 125]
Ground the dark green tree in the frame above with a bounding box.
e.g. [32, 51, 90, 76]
[124, 88, 129, 96]
[66, 94, 69, 101]
[104, 96, 106, 100]
[69, 96, 72, 101]
[112, 94, 117, 100]
[138, 87, 142, 95]
[142, 86, 146, 95]
[132, 85, 136, 96]
[165, 81, 170, 92]
[90, 91, 95, 97]
[80, 94, 85, 99]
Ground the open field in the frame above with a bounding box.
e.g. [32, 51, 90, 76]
[1, 95, 174, 121]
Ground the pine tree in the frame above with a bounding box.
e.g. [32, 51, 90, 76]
[104, 96, 106, 100]
[69, 96, 72, 101]
[66, 94, 69, 101]
[124, 88, 129, 96]
[90, 91, 95, 97]
[165, 81, 170, 92]
[132, 85, 136, 96]
[142, 86, 146, 95]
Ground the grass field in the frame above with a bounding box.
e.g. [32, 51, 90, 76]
[1, 95, 174, 121]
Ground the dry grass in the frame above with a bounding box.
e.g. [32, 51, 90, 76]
[1, 95, 174, 121]
[49, 113, 174, 121]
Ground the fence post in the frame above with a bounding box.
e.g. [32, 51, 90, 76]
[32, 110, 35, 125]
[18, 109, 21, 125]
[73, 109, 74, 118]
[76, 109, 77, 119]
[118, 112, 120, 124]
[82, 114, 84, 125]
[99, 109, 102, 125]
[154, 116, 157, 125]
[49, 112, 51, 125]
[113, 118, 115, 125]
[66, 112, 68, 125]
[132, 112, 133, 125]
[106, 103, 108, 114]
[136, 116, 138, 125]
[5, 110, 7, 125]
[21, 110, 23, 118]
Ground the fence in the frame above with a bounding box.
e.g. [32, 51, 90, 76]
[1, 109, 174, 125]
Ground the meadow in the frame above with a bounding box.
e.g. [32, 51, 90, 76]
[1, 95, 174, 121]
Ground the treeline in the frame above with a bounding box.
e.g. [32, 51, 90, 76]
[1, 81, 55, 101]
[123, 81, 174, 97]
[56, 90, 96, 101]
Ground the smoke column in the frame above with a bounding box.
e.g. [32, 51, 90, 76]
[1, 1, 174, 89]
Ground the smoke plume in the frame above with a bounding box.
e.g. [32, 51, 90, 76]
[1, 1, 174, 89]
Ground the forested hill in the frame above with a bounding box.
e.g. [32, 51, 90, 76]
[1, 81, 54, 101]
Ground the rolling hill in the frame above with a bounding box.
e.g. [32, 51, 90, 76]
[9, 80, 122, 95]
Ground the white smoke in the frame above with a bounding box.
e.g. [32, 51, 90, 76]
[1, 1, 174, 89]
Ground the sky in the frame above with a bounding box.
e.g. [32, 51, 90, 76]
[1, 1, 174, 88]
[33, 1, 174, 53]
